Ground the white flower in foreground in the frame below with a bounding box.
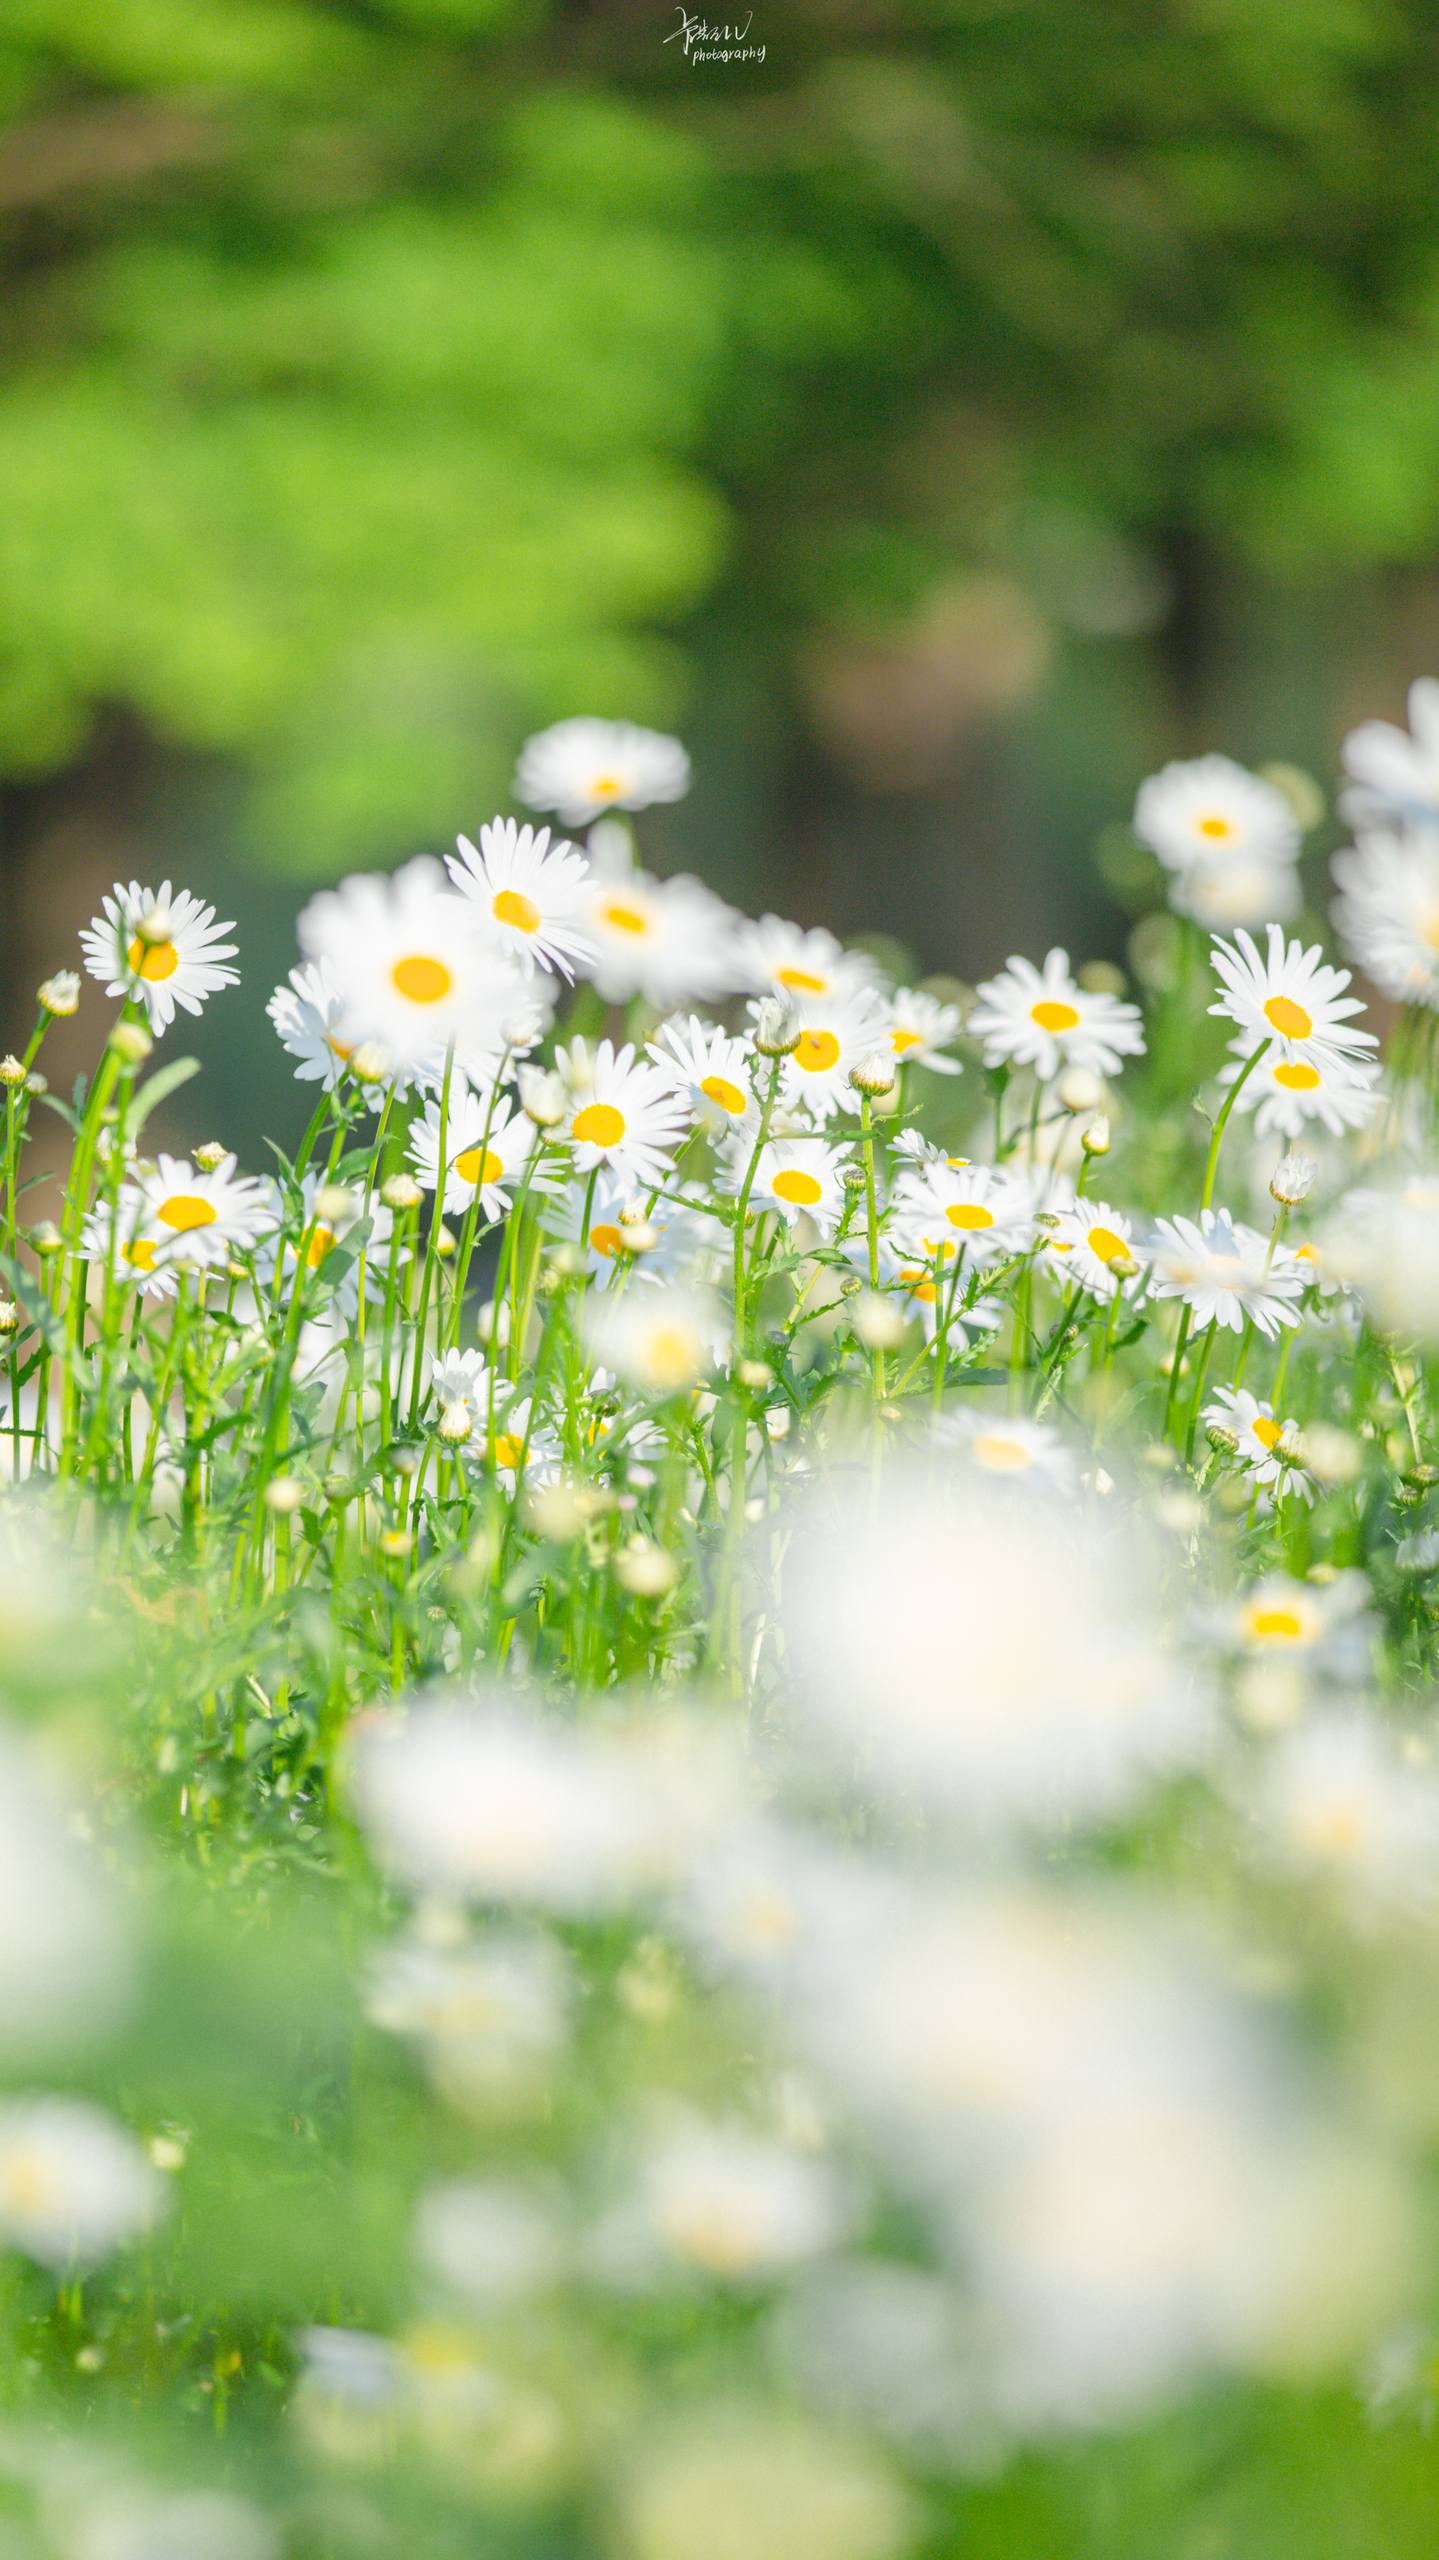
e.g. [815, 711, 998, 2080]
[586, 1284, 722, 1397]
[428, 1348, 501, 1444]
[297, 857, 527, 1087]
[1220, 1037, 1380, 1140]
[782, 1475, 1206, 1830]
[351, 1699, 653, 1912]
[446, 818, 596, 981]
[1226, 1572, 1372, 1669]
[515, 716, 690, 824]
[1148, 1208, 1305, 1338]
[935, 1412, 1076, 1489]
[367, 1929, 571, 2106]
[734, 914, 877, 1006]
[1133, 755, 1300, 876]
[581, 869, 744, 1009]
[79, 880, 238, 1033]
[883, 986, 963, 1073]
[132, 1152, 274, 1270]
[1323, 1174, 1439, 1342]
[417, 2175, 566, 2312]
[1208, 924, 1377, 1070]
[265, 958, 358, 1092]
[1049, 1197, 1139, 1299]
[408, 1082, 547, 1221]
[737, 1135, 848, 1236]
[80, 1191, 180, 1301]
[558, 1038, 688, 1188]
[73, 2491, 279, 2560]
[1341, 677, 1439, 828]
[1246, 1713, 1439, 1915]
[1203, 1387, 1313, 1502]
[889, 1157, 1033, 1269]
[767, 988, 892, 1122]
[623, 2114, 846, 2285]
[648, 1014, 758, 1135]
[1172, 851, 1302, 931]
[0, 2099, 159, 2269]
[253, 1172, 393, 1316]
[1332, 827, 1439, 1010]
[968, 950, 1145, 1082]
[0, 1729, 130, 2054]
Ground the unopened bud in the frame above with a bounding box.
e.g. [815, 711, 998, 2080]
[194, 1142, 228, 1172]
[852, 1289, 905, 1349]
[379, 1528, 412, 1560]
[737, 1357, 773, 1390]
[0, 1056, 25, 1089]
[315, 1183, 355, 1224]
[1205, 1422, 1240, 1457]
[1081, 1115, 1111, 1158]
[264, 1476, 305, 1515]
[25, 1073, 47, 1097]
[437, 1398, 473, 1446]
[0, 1300, 18, 1335]
[1056, 1064, 1106, 1113]
[1077, 960, 1126, 997]
[29, 1222, 63, 1258]
[840, 1164, 868, 1193]
[1270, 1151, 1316, 1208]
[518, 1065, 566, 1128]
[753, 996, 801, 1058]
[613, 1539, 678, 1598]
[348, 1041, 389, 1085]
[765, 1403, 791, 1442]
[849, 1049, 897, 1098]
[381, 1173, 423, 1213]
[37, 971, 80, 1018]
[108, 1019, 152, 1066]
[434, 1224, 456, 1260]
[133, 903, 173, 948]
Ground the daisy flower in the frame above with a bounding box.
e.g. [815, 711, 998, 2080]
[884, 986, 963, 1073]
[1331, 828, 1439, 1010]
[1247, 1712, 1439, 1913]
[0, 2098, 158, 2270]
[1133, 755, 1300, 876]
[80, 1191, 180, 1302]
[968, 950, 1145, 1082]
[1171, 852, 1302, 932]
[1341, 677, 1439, 830]
[1203, 1386, 1314, 1501]
[557, 1039, 688, 1190]
[1219, 1038, 1380, 1140]
[408, 1082, 547, 1222]
[429, 1349, 500, 1445]
[936, 1411, 1075, 1489]
[737, 1136, 847, 1236]
[733, 915, 876, 1005]
[547, 1179, 720, 1290]
[581, 869, 744, 1010]
[131, 1153, 274, 1271]
[1207, 925, 1377, 1071]
[885, 1258, 1002, 1352]
[648, 1016, 757, 1137]
[766, 987, 891, 1122]
[514, 717, 690, 826]
[79, 880, 238, 1034]
[1225, 1571, 1372, 1669]
[266, 959, 361, 1094]
[1149, 1209, 1305, 1338]
[890, 1157, 1033, 1269]
[446, 819, 596, 982]
[254, 1175, 395, 1317]
[297, 858, 526, 1088]
[473, 1394, 559, 1491]
[586, 1285, 723, 1398]
[1051, 1198, 1140, 1300]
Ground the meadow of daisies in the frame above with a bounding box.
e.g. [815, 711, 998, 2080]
[5, 694, 1439, 2553]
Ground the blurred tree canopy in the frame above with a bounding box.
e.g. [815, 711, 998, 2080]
[4, 0, 1439, 874]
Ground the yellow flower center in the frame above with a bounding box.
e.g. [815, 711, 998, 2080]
[1251, 1414, 1284, 1451]
[890, 1027, 922, 1053]
[600, 900, 650, 936]
[590, 773, 623, 801]
[305, 1224, 336, 1269]
[1031, 999, 1080, 1032]
[1422, 906, 1439, 953]
[777, 966, 826, 993]
[1196, 814, 1233, 840]
[126, 936, 179, 982]
[454, 1144, 503, 1188]
[573, 1102, 626, 1147]
[700, 1074, 747, 1116]
[1247, 1605, 1305, 1642]
[772, 1168, 822, 1206]
[0, 2151, 56, 2215]
[646, 1327, 699, 1390]
[390, 954, 453, 1005]
[1264, 993, 1312, 1039]
[125, 1237, 158, 1272]
[492, 887, 540, 934]
[947, 1202, 994, 1231]
[1085, 1224, 1128, 1263]
[590, 1222, 624, 1258]
[156, 1194, 217, 1233]
[1302, 1804, 1364, 1858]
[328, 1036, 353, 1061]
[971, 1433, 1032, 1471]
[491, 1432, 524, 1470]
[1273, 1061, 1321, 1090]
[899, 1267, 937, 1303]
[794, 1029, 841, 1074]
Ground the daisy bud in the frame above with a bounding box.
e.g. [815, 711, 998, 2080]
[435, 1224, 456, 1260]
[849, 1049, 897, 1098]
[523, 1477, 588, 1541]
[841, 1165, 868, 1194]
[765, 1403, 791, 1441]
[1081, 1115, 1111, 1157]
[194, 1142, 228, 1172]
[37, 971, 80, 1018]
[851, 1289, 905, 1350]
[0, 1300, 18, 1335]
[617, 1208, 662, 1252]
[1056, 1065, 1106, 1113]
[379, 1528, 412, 1560]
[437, 1399, 473, 1446]
[519, 1065, 566, 1128]
[1270, 1151, 1316, 1208]
[613, 1539, 678, 1598]
[108, 1020, 152, 1065]
[0, 1057, 25, 1088]
[315, 1183, 356, 1224]
[1273, 1431, 1306, 1470]
[1406, 1462, 1439, 1491]
[1205, 1421, 1240, 1457]
[737, 1357, 773, 1390]
[753, 996, 801, 1058]
[1078, 960, 1127, 996]
[24, 1073, 47, 1097]
[133, 902, 173, 948]
[29, 1222, 63, 1258]
[264, 1476, 305, 1515]
[380, 1173, 423, 1213]
[1106, 1248, 1140, 1280]
[348, 1042, 390, 1085]
[1260, 760, 1326, 831]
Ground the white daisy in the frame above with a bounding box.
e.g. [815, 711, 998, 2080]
[884, 987, 963, 1074]
[733, 914, 877, 1005]
[936, 1411, 1076, 1488]
[1331, 828, 1439, 1010]
[624, 2114, 845, 2286]
[1208, 924, 1377, 1070]
[766, 987, 891, 1123]
[472, 1394, 559, 1491]
[968, 949, 1146, 1081]
[514, 717, 690, 825]
[0, 2098, 159, 2270]
[1341, 678, 1439, 829]
[297, 857, 527, 1088]
[581, 869, 744, 1010]
[408, 1082, 547, 1222]
[131, 1152, 275, 1271]
[446, 818, 596, 982]
[557, 1039, 688, 1189]
[1225, 1572, 1372, 1668]
[586, 1284, 723, 1398]
[1219, 1038, 1381, 1140]
[546, 1177, 720, 1290]
[882, 1254, 1002, 1352]
[1203, 1386, 1314, 1500]
[79, 880, 238, 1034]
[890, 1157, 1033, 1270]
[648, 1015, 758, 1136]
[737, 1136, 847, 1236]
[1172, 852, 1302, 931]
[1051, 1198, 1140, 1300]
[266, 959, 362, 1094]
[428, 1349, 503, 1447]
[254, 1174, 395, 1317]
[80, 1191, 180, 1301]
[1133, 755, 1300, 876]
[1248, 1711, 1439, 1911]
[1149, 1209, 1305, 1339]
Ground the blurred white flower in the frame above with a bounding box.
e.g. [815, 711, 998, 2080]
[0, 2098, 159, 2270]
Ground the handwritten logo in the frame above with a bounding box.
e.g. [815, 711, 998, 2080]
[664, 8, 765, 64]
